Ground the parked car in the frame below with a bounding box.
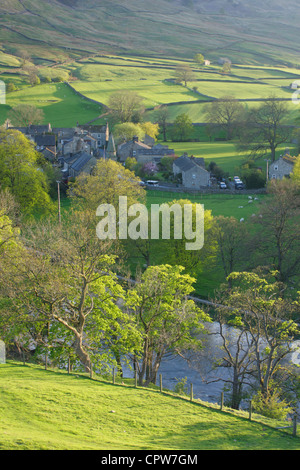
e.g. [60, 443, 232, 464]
[146, 180, 159, 187]
[235, 181, 244, 189]
[219, 181, 227, 189]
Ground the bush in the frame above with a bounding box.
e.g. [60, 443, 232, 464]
[241, 168, 266, 189]
[252, 390, 293, 420]
[173, 377, 189, 396]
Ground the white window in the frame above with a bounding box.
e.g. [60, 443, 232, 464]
[274, 165, 278, 171]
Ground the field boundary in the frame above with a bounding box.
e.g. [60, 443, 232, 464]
[7, 360, 299, 440]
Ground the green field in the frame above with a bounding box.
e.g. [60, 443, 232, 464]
[0, 363, 299, 450]
[1, 51, 300, 128]
[146, 190, 266, 220]
[0, 82, 103, 127]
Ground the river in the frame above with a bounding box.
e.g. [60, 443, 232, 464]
[122, 322, 300, 407]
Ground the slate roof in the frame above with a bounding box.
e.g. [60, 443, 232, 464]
[34, 135, 56, 147]
[174, 155, 206, 171]
[70, 152, 94, 172]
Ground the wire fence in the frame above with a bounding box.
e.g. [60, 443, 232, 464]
[25, 356, 299, 439]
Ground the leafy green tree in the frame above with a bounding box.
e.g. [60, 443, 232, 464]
[291, 156, 300, 186]
[214, 215, 250, 286]
[224, 271, 299, 414]
[194, 53, 204, 66]
[174, 64, 194, 87]
[70, 159, 145, 213]
[113, 122, 144, 145]
[161, 199, 217, 275]
[250, 178, 300, 283]
[126, 264, 211, 386]
[155, 105, 169, 142]
[171, 113, 194, 141]
[2, 209, 142, 374]
[0, 130, 54, 215]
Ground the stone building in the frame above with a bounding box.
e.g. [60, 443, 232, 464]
[173, 155, 210, 189]
[269, 153, 298, 180]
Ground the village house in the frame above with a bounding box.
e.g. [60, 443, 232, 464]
[173, 154, 210, 189]
[33, 134, 57, 161]
[60, 151, 97, 180]
[117, 136, 174, 164]
[268, 151, 298, 180]
[117, 136, 152, 162]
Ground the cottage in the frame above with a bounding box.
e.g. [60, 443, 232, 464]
[34, 134, 56, 161]
[135, 144, 175, 164]
[269, 153, 298, 180]
[9, 123, 53, 135]
[173, 155, 210, 189]
[117, 136, 152, 162]
[60, 151, 97, 179]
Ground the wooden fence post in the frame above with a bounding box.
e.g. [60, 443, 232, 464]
[220, 392, 224, 411]
[135, 370, 138, 388]
[113, 368, 115, 384]
[293, 415, 297, 437]
[249, 401, 252, 421]
[190, 383, 193, 402]
[90, 362, 93, 379]
[160, 374, 162, 392]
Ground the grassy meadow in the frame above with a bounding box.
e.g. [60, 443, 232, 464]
[1, 53, 300, 128]
[1, 363, 299, 450]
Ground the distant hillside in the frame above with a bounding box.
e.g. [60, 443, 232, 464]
[0, 0, 300, 66]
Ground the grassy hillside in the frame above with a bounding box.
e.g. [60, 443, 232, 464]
[0, 362, 299, 450]
[1, 0, 300, 66]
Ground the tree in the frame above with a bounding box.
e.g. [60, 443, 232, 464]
[157, 199, 217, 276]
[171, 113, 193, 141]
[208, 298, 257, 410]
[291, 156, 300, 186]
[113, 122, 144, 145]
[108, 91, 145, 123]
[0, 130, 54, 215]
[224, 271, 299, 412]
[6, 83, 17, 93]
[194, 53, 204, 66]
[1, 210, 142, 374]
[250, 178, 300, 283]
[8, 104, 44, 127]
[140, 121, 159, 141]
[126, 264, 211, 386]
[214, 215, 250, 286]
[205, 96, 245, 141]
[155, 105, 169, 142]
[174, 64, 194, 87]
[237, 97, 291, 162]
[70, 159, 145, 212]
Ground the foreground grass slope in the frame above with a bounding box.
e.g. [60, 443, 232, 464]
[0, 363, 299, 450]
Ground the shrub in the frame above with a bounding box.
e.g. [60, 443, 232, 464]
[252, 390, 293, 420]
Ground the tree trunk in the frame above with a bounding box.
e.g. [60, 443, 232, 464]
[73, 334, 91, 373]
